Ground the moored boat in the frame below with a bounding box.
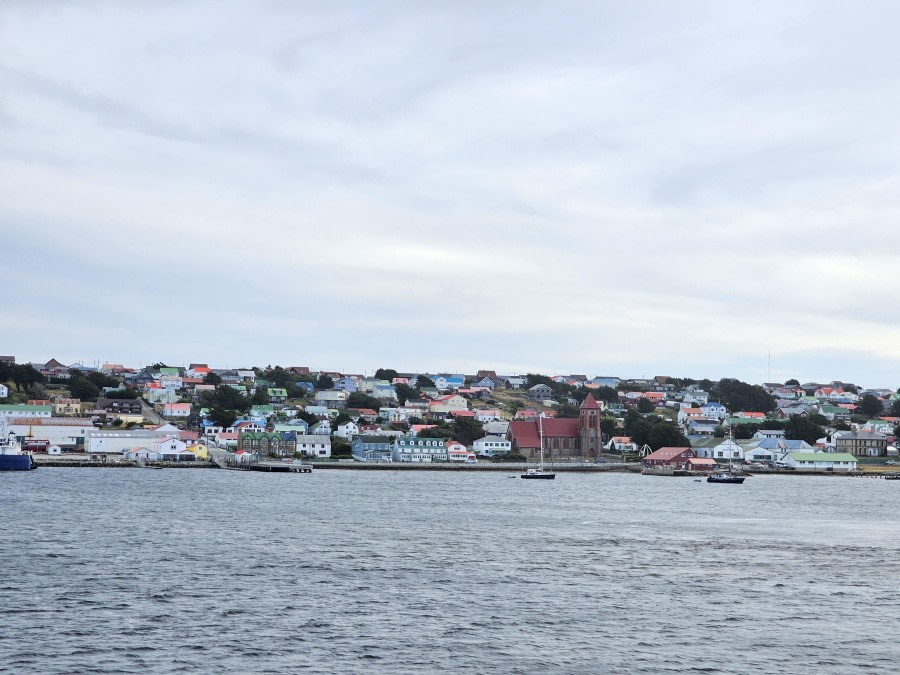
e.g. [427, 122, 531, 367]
[707, 471, 745, 484]
[521, 417, 556, 480]
[0, 418, 36, 471]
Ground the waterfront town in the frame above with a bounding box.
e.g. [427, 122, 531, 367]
[1, 355, 899, 472]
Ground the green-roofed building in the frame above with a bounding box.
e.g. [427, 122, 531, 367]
[237, 430, 297, 457]
[783, 452, 858, 471]
[267, 388, 288, 403]
[0, 404, 53, 420]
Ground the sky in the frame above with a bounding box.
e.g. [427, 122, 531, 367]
[2, 1, 900, 387]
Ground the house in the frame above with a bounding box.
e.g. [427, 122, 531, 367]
[700, 402, 727, 420]
[373, 384, 398, 401]
[504, 377, 526, 389]
[53, 398, 83, 416]
[681, 390, 710, 406]
[526, 383, 554, 402]
[483, 421, 510, 437]
[333, 377, 359, 393]
[351, 435, 393, 462]
[272, 420, 310, 434]
[238, 431, 297, 457]
[686, 419, 719, 436]
[314, 390, 348, 407]
[685, 457, 719, 471]
[96, 398, 143, 416]
[780, 452, 858, 472]
[476, 370, 498, 380]
[473, 435, 511, 457]
[473, 377, 496, 390]
[335, 421, 359, 440]
[250, 404, 275, 420]
[0, 384, 8, 399]
[432, 375, 465, 391]
[642, 447, 696, 469]
[428, 394, 468, 414]
[677, 407, 705, 426]
[605, 436, 637, 453]
[690, 438, 746, 461]
[267, 388, 288, 403]
[753, 429, 786, 440]
[474, 409, 503, 422]
[310, 421, 332, 435]
[446, 441, 475, 463]
[295, 434, 331, 458]
[86, 426, 180, 454]
[392, 437, 448, 462]
[162, 403, 191, 418]
[835, 431, 888, 457]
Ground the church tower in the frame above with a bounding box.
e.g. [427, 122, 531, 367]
[579, 393, 602, 459]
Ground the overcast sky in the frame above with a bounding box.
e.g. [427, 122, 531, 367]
[3, 1, 900, 386]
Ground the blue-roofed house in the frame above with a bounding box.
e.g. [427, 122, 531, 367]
[334, 377, 359, 393]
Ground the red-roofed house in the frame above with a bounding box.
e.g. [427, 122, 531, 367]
[643, 447, 695, 469]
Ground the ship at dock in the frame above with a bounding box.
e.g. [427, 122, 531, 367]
[0, 417, 36, 471]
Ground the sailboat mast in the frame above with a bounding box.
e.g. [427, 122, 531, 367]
[539, 415, 544, 472]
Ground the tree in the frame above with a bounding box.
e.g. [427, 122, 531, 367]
[394, 383, 418, 405]
[711, 378, 776, 413]
[68, 376, 100, 401]
[105, 389, 138, 399]
[252, 388, 271, 405]
[890, 399, 900, 417]
[203, 372, 222, 386]
[637, 398, 655, 413]
[11, 364, 44, 392]
[598, 416, 618, 442]
[316, 374, 334, 390]
[211, 385, 251, 412]
[858, 394, 883, 417]
[333, 412, 352, 427]
[556, 403, 580, 418]
[209, 406, 238, 429]
[331, 438, 352, 457]
[375, 368, 399, 381]
[297, 410, 319, 427]
[785, 378, 800, 386]
[417, 425, 452, 440]
[86, 371, 120, 389]
[415, 375, 435, 389]
[452, 417, 485, 446]
[347, 392, 382, 411]
[784, 414, 827, 446]
[593, 386, 619, 404]
[624, 410, 689, 451]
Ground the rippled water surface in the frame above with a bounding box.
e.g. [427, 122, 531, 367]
[2, 468, 899, 673]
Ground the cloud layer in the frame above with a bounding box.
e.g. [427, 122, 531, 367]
[3, 1, 900, 386]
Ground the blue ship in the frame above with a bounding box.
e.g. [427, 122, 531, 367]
[0, 418, 36, 471]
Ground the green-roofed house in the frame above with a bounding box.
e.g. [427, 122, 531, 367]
[818, 405, 852, 423]
[0, 404, 52, 420]
[781, 452, 858, 472]
[267, 388, 288, 404]
[237, 431, 297, 457]
[250, 404, 275, 420]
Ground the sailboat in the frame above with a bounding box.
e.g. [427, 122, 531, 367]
[521, 416, 555, 479]
[707, 427, 745, 484]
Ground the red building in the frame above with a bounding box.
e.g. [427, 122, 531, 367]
[642, 446, 695, 469]
[507, 393, 604, 460]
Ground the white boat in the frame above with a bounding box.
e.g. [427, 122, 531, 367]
[521, 417, 555, 479]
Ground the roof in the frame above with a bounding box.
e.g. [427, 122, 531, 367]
[686, 458, 718, 466]
[789, 452, 857, 462]
[0, 404, 52, 412]
[579, 393, 601, 410]
[644, 447, 693, 460]
[356, 435, 394, 444]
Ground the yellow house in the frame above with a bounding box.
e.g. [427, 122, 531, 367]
[187, 442, 208, 460]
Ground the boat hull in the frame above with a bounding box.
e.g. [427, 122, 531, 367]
[521, 473, 556, 479]
[0, 454, 36, 471]
[707, 475, 744, 484]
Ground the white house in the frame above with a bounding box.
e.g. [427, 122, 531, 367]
[0, 384, 8, 398]
[87, 427, 179, 454]
[473, 435, 511, 457]
[392, 437, 448, 462]
[753, 429, 786, 440]
[605, 436, 638, 453]
[335, 421, 359, 440]
[311, 421, 331, 435]
[474, 409, 503, 422]
[700, 402, 727, 420]
[428, 394, 468, 414]
[295, 434, 331, 458]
